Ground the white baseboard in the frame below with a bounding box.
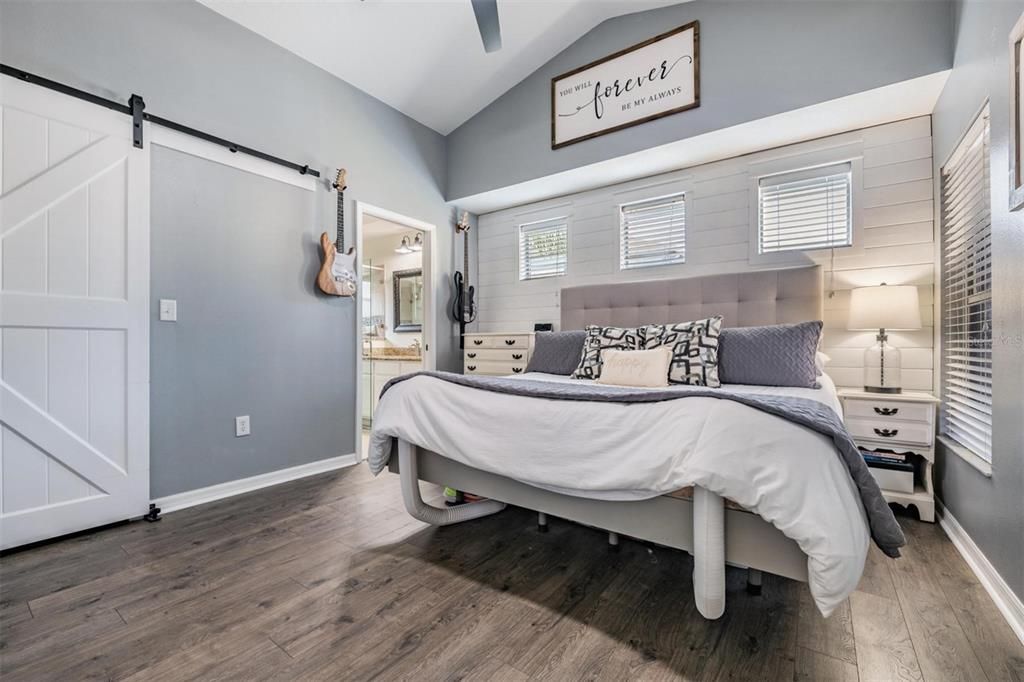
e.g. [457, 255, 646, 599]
[937, 500, 1024, 646]
[152, 454, 358, 515]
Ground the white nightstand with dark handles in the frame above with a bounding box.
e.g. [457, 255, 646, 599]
[838, 389, 941, 523]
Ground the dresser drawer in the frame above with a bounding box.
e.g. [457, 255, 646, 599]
[464, 348, 529, 363]
[846, 418, 933, 447]
[464, 360, 528, 376]
[844, 399, 933, 424]
[465, 334, 531, 350]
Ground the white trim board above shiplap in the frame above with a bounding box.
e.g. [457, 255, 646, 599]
[151, 454, 357, 514]
[474, 116, 937, 392]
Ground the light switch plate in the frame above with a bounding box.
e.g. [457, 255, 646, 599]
[235, 415, 251, 437]
[159, 299, 177, 322]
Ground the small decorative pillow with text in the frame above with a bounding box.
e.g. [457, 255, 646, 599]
[596, 348, 673, 388]
[571, 325, 644, 380]
[642, 316, 723, 387]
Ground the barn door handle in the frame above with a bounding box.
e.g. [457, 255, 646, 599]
[873, 428, 899, 438]
[874, 407, 899, 416]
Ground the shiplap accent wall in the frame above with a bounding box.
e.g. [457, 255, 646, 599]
[474, 116, 937, 391]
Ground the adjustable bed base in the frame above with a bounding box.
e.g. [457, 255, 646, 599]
[389, 438, 808, 619]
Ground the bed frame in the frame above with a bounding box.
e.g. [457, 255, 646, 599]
[388, 266, 824, 619]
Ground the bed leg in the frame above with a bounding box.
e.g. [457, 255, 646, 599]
[693, 486, 726, 620]
[747, 568, 763, 596]
[608, 531, 620, 553]
[397, 439, 506, 525]
[537, 512, 549, 533]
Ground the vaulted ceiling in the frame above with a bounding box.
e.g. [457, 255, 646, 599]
[200, 0, 682, 135]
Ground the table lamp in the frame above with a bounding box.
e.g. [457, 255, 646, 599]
[848, 283, 921, 394]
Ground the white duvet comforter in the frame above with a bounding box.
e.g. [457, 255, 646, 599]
[368, 372, 868, 616]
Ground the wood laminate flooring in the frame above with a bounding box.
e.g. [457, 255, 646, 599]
[1, 462, 1022, 681]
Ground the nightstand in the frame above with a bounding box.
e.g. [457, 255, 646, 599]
[838, 389, 941, 522]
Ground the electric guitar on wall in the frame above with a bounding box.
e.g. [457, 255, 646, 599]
[450, 211, 477, 348]
[317, 169, 357, 297]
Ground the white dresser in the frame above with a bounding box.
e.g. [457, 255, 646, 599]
[839, 389, 940, 522]
[463, 332, 535, 376]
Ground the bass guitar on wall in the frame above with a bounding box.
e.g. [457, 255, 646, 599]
[317, 169, 357, 297]
[450, 211, 477, 348]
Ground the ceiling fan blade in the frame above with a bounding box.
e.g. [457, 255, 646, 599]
[470, 0, 502, 53]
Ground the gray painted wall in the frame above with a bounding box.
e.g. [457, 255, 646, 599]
[0, 0, 459, 497]
[447, 0, 953, 201]
[932, 0, 1024, 602]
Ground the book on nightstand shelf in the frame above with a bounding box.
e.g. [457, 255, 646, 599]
[860, 449, 916, 493]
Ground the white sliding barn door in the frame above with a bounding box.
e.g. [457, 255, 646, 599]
[0, 76, 150, 550]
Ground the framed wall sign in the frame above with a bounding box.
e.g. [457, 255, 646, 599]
[1009, 12, 1024, 211]
[551, 21, 699, 150]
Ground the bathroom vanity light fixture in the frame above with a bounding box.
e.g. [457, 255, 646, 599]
[395, 236, 413, 254]
[411, 232, 423, 252]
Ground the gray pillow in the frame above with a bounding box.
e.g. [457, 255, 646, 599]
[527, 330, 588, 375]
[718, 321, 823, 388]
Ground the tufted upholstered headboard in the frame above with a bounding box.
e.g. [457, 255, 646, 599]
[560, 266, 823, 330]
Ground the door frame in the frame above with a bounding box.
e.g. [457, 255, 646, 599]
[354, 201, 437, 460]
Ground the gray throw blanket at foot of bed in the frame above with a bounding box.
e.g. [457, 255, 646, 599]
[380, 371, 906, 558]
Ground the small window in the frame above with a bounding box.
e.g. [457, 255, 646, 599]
[940, 107, 992, 463]
[619, 193, 686, 270]
[758, 163, 853, 254]
[518, 217, 568, 280]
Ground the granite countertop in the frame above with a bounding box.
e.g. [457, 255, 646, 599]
[362, 348, 422, 362]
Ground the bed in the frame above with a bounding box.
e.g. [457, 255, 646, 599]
[368, 266, 900, 619]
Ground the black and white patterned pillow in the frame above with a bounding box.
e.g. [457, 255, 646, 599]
[642, 316, 723, 387]
[571, 325, 644, 380]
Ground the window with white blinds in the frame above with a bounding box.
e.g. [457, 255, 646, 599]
[619, 193, 686, 269]
[518, 217, 568, 280]
[758, 163, 853, 254]
[940, 107, 992, 463]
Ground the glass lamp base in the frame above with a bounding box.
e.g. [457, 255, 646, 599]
[864, 332, 902, 393]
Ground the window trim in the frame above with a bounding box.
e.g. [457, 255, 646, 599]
[517, 214, 570, 281]
[618, 190, 687, 271]
[748, 156, 864, 266]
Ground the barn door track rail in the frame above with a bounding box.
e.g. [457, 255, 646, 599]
[1, 63, 320, 178]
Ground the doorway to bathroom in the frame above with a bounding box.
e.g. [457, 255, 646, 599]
[354, 203, 436, 459]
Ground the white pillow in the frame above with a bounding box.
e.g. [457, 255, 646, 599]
[596, 348, 672, 388]
[816, 351, 831, 376]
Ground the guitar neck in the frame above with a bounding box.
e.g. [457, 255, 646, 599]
[463, 229, 470, 287]
[335, 190, 344, 252]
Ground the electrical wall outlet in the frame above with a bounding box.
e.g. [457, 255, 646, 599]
[159, 299, 177, 322]
[235, 415, 251, 437]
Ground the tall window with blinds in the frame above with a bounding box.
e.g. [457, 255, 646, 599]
[518, 217, 568, 280]
[619, 193, 686, 269]
[940, 107, 992, 463]
[758, 163, 853, 254]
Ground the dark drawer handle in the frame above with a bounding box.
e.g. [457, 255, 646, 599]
[467, 365, 477, 371]
[874, 428, 899, 438]
[467, 353, 477, 358]
[505, 339, 516, 345]
[512, 353, 523, 360]
[473, 339, 483, 345]
[512, 368, 523, 373]
[874, 407, 899, 416]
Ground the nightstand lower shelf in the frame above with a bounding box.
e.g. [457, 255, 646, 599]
[879, 484, 935, 523]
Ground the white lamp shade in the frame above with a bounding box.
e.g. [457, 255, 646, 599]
[848, 284, 922, 330]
